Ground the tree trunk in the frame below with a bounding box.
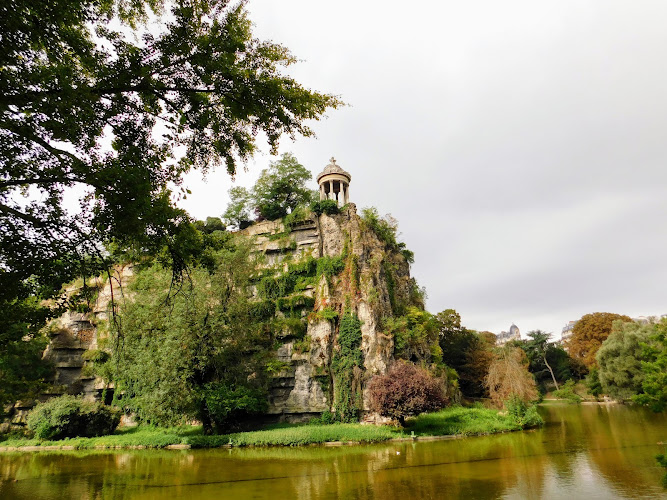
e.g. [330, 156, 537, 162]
[544, 354, 559, 390]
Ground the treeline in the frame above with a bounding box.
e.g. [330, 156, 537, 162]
[565, 312, 667, 410]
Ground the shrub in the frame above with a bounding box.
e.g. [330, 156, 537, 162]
[585, 366, 603, 398]
[368, 362, 447, 426]
[552, 379, 582, 403]
[202, 383, 268, 432]
[505, 395, 544, 428]
[283, 204, 311, 229]
[310, 199, 340, 216]
[27, 395, 121, 440]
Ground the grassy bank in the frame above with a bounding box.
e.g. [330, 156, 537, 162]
[0, 406, 527, 451]
[406, 406, 523, 436]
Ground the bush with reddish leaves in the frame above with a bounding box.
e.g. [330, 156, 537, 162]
[368, 362, 448, 425]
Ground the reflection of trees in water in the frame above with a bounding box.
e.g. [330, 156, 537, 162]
[583, 405, 667, 494]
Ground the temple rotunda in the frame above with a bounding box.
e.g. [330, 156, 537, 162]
[317, 157, 351, 205]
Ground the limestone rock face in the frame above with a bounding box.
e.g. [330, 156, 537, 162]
[43, 265, 133, 401]
[248, 204, 415, 419]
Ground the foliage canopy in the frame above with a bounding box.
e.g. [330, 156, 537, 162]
[252, 153, 313, 220]
[110, 243, 273, 432]
[1, 0, 339, 408]
[485, 346, 538, 408]
[565, 312, 632, 369]
[596, 320, 653, 400]
[633, 318, 667, 412]
[368, 362, 447, 426]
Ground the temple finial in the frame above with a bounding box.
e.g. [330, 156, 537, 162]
[329, 157, 336, 165]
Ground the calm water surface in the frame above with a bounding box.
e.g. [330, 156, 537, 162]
[1, 404, 666, 499]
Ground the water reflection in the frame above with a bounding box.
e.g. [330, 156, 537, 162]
[1, 405, 666, 499]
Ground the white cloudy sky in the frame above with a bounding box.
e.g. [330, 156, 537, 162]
[178, 0, 667, 339]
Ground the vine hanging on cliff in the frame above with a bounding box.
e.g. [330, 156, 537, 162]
[331, 311, 364, 422]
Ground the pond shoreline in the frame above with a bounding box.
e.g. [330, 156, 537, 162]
[0, 406, 534, 453]
[0, 430, 523, 453]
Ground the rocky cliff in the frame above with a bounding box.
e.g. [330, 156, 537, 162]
[25, 204, 416, 423]
[241, 203, 416, 420]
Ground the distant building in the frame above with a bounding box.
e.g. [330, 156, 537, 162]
[496, 324, 520, 346]
[633, 314, 667, 324]
[561, 320, 577, 342]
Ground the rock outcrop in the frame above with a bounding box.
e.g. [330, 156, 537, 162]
[25, 204, 415, 423]
[241, 204, 415, 419]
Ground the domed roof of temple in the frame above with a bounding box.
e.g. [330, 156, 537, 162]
[317, 157, 351, 183]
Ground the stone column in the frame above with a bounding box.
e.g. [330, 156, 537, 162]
[329, 180, 333, 200]
[319, 183, 325, 201]
[344, 183, 349, 204]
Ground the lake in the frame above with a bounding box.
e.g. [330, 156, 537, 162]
[1, 404, 666, 499]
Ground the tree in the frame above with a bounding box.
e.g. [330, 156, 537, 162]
[585, 367, 603, 399]
[634, 318, 667, 412]
[368, 362, 447, 426]
[565, 312, 632, 369]
[0, 296, 53, 415]
[436, 311, 495, 398]
[436, 310, 494, 397]
[110, 242, 273, 432]
[222, 186, 253, 230]
[596, 320, 653, 400]
[386, 307, 441, 364]
[485, 346, 538, 408]
[519, 330, 558, 389]
[251, 153, 313, 220]
[1, 0, 340, 344]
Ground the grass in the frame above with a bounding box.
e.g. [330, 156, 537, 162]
[406, 406, 521, 436]
[186, 423, 400, 448]
[0, 406, 526, 451]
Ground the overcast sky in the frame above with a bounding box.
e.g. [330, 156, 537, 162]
[178, 0, 667, 339]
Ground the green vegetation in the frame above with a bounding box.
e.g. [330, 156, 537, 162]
[222, 187, 253, 230]
[504, 396, 544, 427]
[2, 405, 536, 450]
[0, 297, 53, 416]
[516, 330, 573, 391]
[436, 310, 494, 398]
[27, 395, 120, 440]
[310, 200, 340, 216]
[224, 153, 315, 227]
[253, 154, 314, 220]
[361, 208, 414, 263]
[1, 0, 341, 402]
[406, 405, 534, 436]
[634, 318, 667, 412]
[110, 243, 274, 433]
[552, 380, 582, 404]
[385, 307, 441, 364]
[596, 320, 653, 400]
[585, 367, 603, 399]
[331, 312, 364, 422]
